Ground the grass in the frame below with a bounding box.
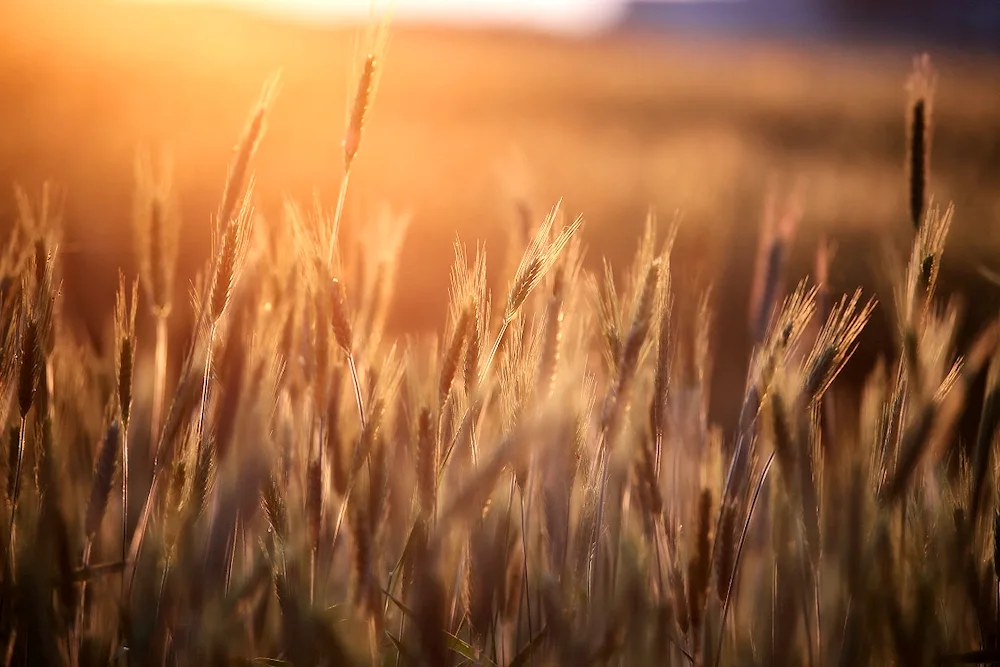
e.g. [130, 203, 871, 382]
[2, 4, 1000, 666]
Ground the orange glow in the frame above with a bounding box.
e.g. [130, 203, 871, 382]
[129, 0, 624, 33]
[1, 0, 998, 359]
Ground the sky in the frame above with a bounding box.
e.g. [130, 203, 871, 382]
[136, 0, 629, 34]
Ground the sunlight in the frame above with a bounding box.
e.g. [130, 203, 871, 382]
[129, 0, 625, 33]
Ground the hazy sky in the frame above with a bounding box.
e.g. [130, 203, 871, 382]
[142, 0, 628, 33]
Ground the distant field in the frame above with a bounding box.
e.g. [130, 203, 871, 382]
[2, 0, 999, 430]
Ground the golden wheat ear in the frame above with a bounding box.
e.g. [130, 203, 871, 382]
[219, 72, 281, 228]
[133, 148, 179, 318]
[329, 12, 392, 267]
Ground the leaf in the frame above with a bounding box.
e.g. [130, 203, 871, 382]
[386, 632, 417, 666]
[63, 560, 126, 583]
[445, 631, 496, 666]
[223, 559, 272, 619]
[382, 588, 417, 621]
[385, 590, 498, 667]
[509, 625, 548, 667]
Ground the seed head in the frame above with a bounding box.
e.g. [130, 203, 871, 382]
[329, 277, 353, 354]
[85, 420, 121, 538]
[115, 272, 139, 427]
[344, 55, 377, 170]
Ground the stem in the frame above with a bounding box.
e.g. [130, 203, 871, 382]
[125, 324, 212, 601]
[587, 427, 611, 599]
[704, 382, 761, 618]
[518, 483, 533, 666]
[150, 315, 169, 456]
[121, 420, 129, 598]
[438, 314, 513, 482]
[611, 484, 632, 608]
[329, 168, 352, 269]
[492, 474, 517, 665]
[330, 485, 353, 553]
[346, 354, 366, 431]
[479, 318, 512, 387]
[367, 618, 378, 667]
[5, 416, 28, 573]
[194, 323, 220, 582]
[73, 539, 94, 667]
[310, 416, 324, 606]
[770, 560, 777, 663]
[154, 549, 172, 637]
[225, 512, 239, 595]
[813, 566, 822, 667]
[4, 628, 16, 667]
[394, 613, 405, 667]
[714, 451, 776, 667]
[196, 323, 218, 457]
[125, 473, 158, 600]
[653, 432, 663, 486]
[125, 311, 209, 600]
[798, 552, 816, 667]
[310, 546, 317, 607]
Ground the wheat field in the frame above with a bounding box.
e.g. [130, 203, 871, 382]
[2, 2, 1000, 666]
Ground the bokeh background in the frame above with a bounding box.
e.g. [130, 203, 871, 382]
[2, 0, 999, 430]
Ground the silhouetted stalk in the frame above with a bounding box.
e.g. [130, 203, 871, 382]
[329, 171, 352, 268]
[196, 323, 218, 458]
[714, 451, 775, 667]
[5, 416, 27, 572]
[120, 422, 129, 594]
[150, 315, 169, 455]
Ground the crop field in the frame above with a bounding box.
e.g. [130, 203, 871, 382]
[1, 1, 1000, 665]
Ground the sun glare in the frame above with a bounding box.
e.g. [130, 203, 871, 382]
[131, 0, 625, 33]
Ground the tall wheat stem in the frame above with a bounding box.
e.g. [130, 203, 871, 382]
[328, 170, 352, 269]
[196, 323, 218, 456]
[493, 473, 518, 667]
[5, 416, 28, 571]
[73, 539, 94, 667]
[587, 428, 612, 599]
[346, 355, 366, 431]
[309, 416, 324, 605]
[120, 422, 129, 594]
[714, 451, 775, 667]
[517, 479, 534, 663]
[479, 319, 512, 388]
[150, 315, 169, 452]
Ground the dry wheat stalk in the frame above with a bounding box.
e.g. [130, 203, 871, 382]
[113, 272, 138, 594]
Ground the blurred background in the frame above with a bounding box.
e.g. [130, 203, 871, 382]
[1, 0, 999, 423]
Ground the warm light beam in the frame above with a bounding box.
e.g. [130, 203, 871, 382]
[130, 0, 625, 34]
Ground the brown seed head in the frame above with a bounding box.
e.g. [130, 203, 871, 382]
[416, 406, 436, 516]
[220, 74, 278, 225]
[133, 151, 178, 317]
[261, 475, 287, 541]
[114, 272, 139, 427]
[17, 304, 41, 421]
[209, 186, 255, 325]
[148, 196, 173, 314]
[329, 277, 353, 354]
[85, 420, 121, 538]
[440, 302, 472, 405]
